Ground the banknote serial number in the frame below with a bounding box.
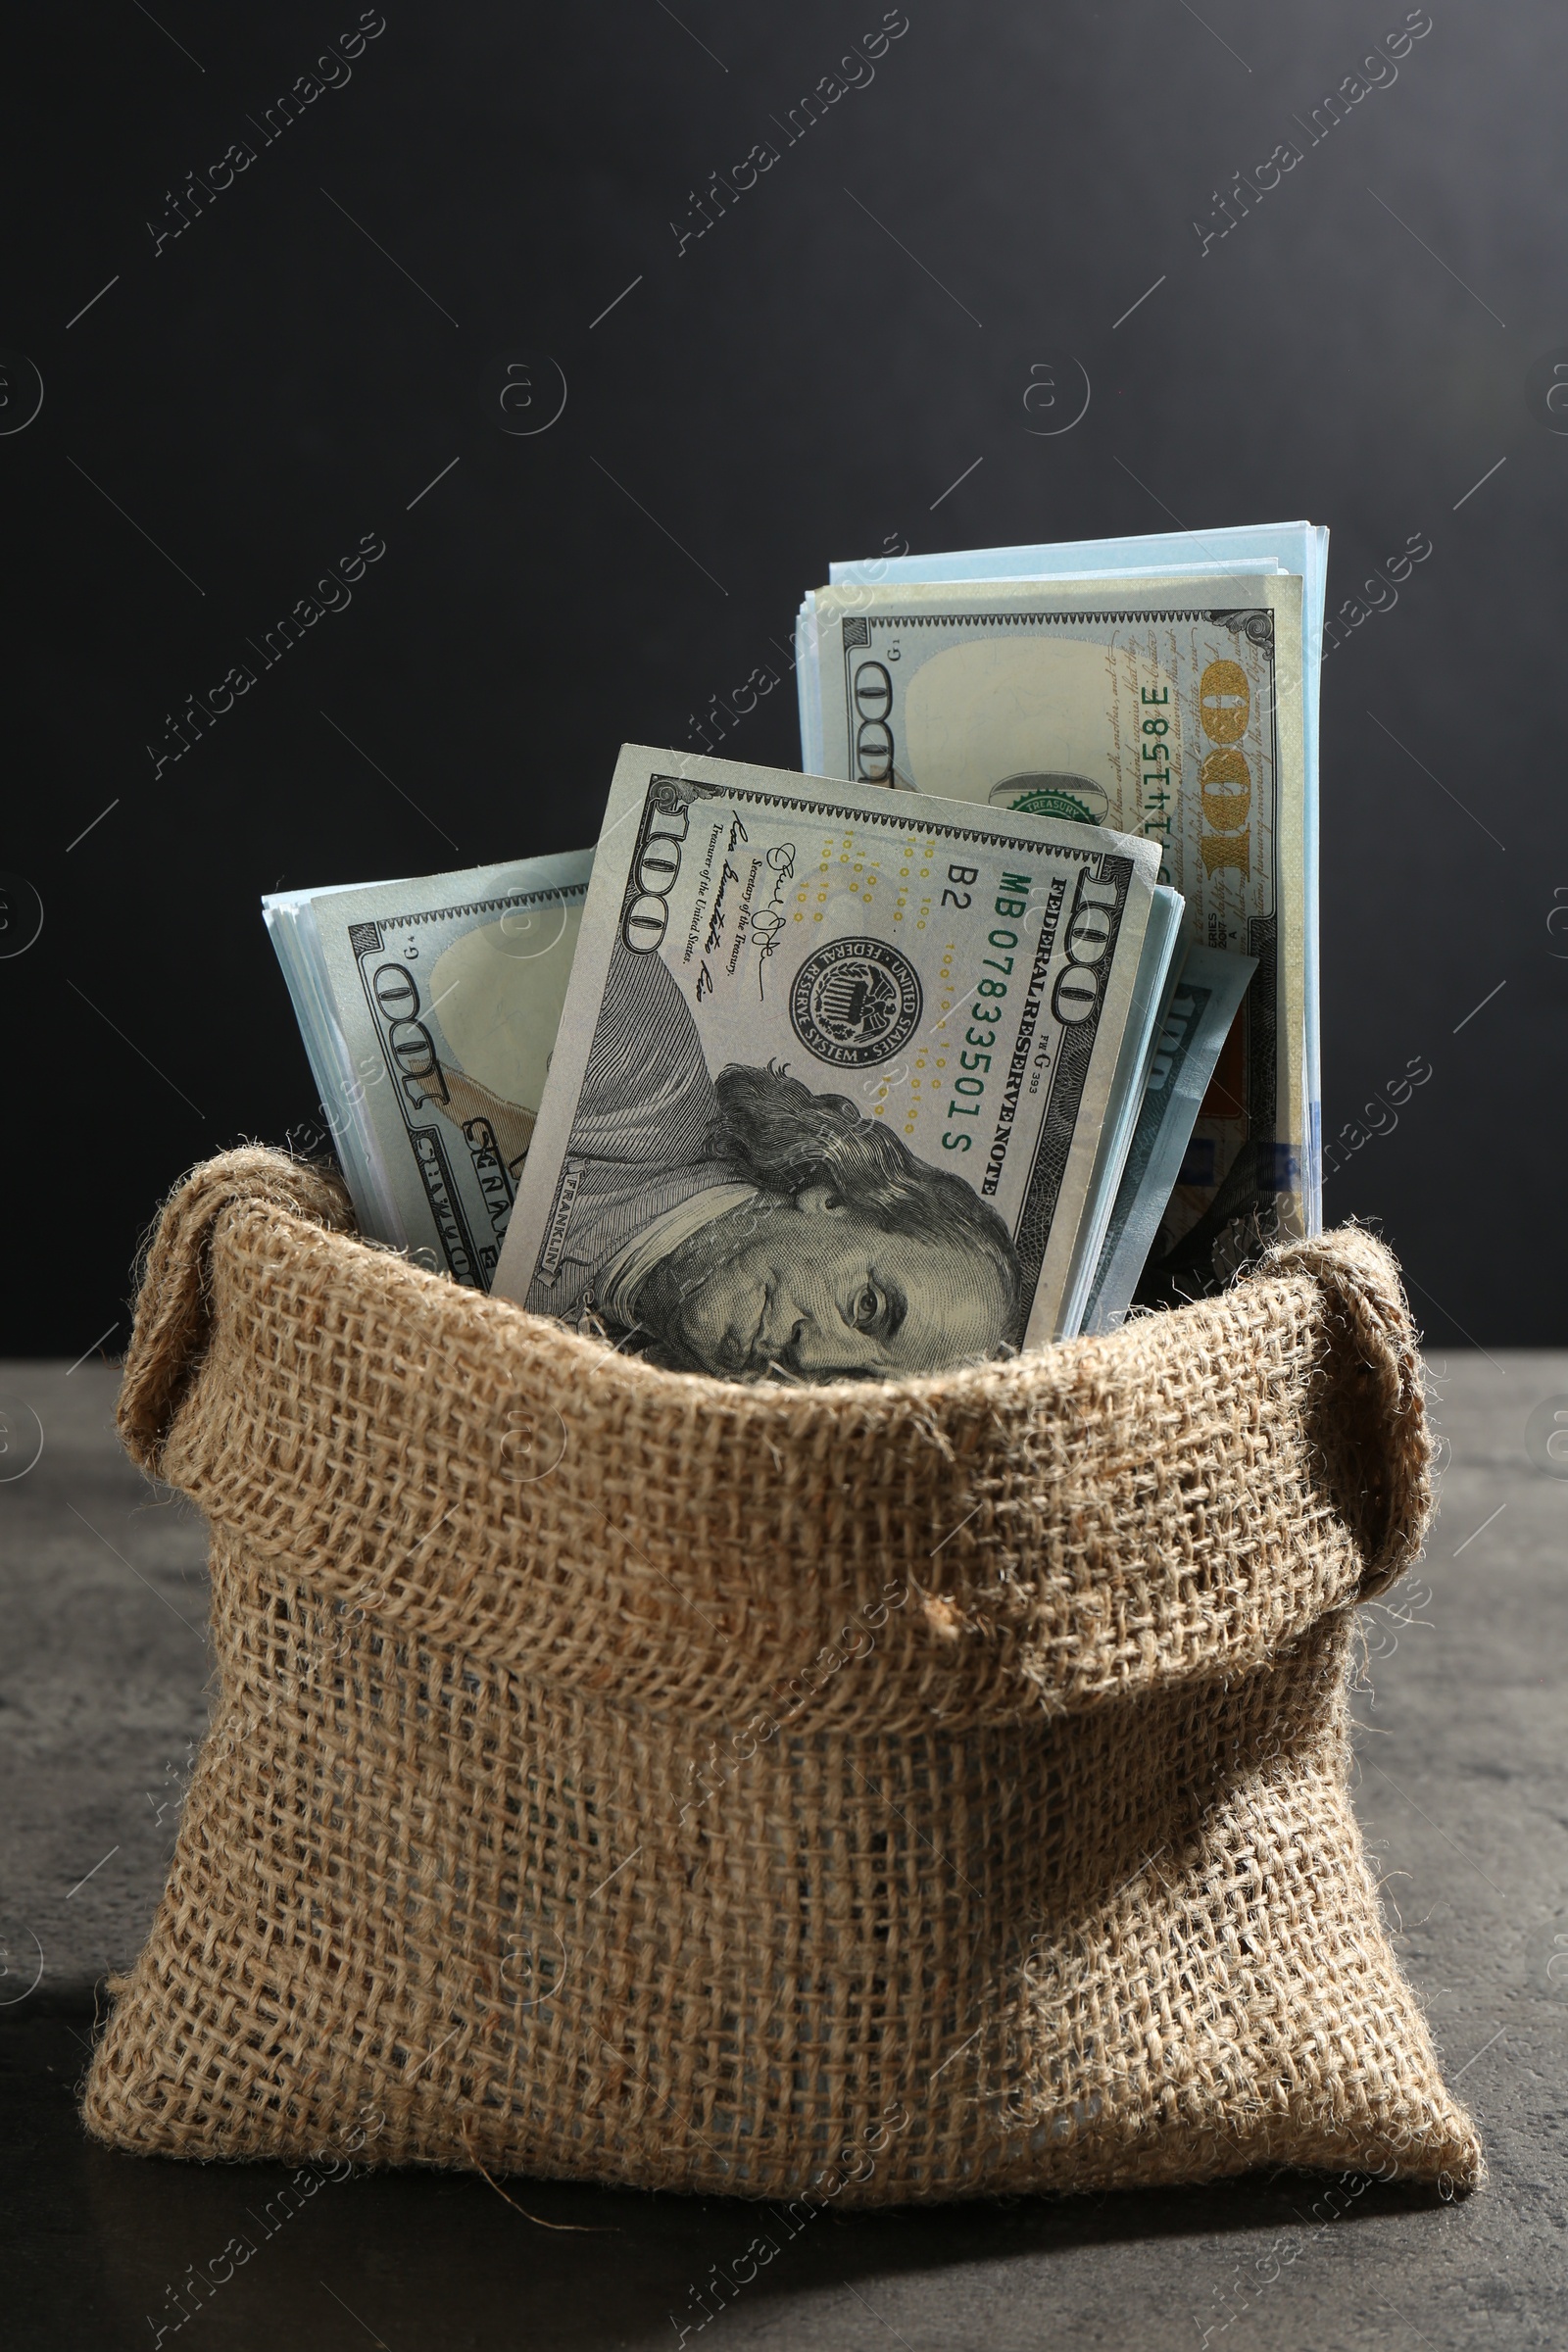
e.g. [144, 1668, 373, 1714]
[941, 867, 1030, 1152]
[941, 863, 1122, 1155]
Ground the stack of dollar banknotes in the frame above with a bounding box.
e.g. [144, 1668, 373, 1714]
[266, 521, 1325, 1385]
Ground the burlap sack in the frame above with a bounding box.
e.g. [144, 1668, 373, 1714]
[83, 1148, 1483, 2200]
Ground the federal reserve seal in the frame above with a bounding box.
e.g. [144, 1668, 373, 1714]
[788, 937, 922, 1068]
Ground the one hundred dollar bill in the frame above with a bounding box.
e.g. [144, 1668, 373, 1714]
[264, 850, 592, 1287]
[1080, 945, 1257, 1335]
[817, 519, 1327, 1241]
[802, 570, 1310, 1281]
[492, 748, 1163, 1378]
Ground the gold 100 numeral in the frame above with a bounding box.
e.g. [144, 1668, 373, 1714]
[1198, 659, 1251, 879]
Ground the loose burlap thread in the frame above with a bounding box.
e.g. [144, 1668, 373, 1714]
[83, 1148, 1484, 2200]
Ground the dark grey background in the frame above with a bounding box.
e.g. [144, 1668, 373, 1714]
[2, 0, 1561, 1352]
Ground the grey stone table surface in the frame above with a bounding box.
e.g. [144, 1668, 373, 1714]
[0, 1350, 1563, 2352]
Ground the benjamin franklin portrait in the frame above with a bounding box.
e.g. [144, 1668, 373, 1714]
[522, 948, 1024, 1383]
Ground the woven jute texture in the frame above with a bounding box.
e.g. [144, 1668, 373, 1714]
[83, 1148, 1484, 2200]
